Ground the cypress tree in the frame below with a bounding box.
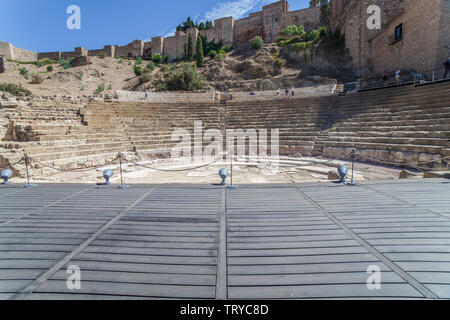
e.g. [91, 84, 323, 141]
[187, 34, 194, 62]
[196, 36, 204, 67]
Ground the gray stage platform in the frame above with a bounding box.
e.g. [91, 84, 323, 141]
[0, 179, 449, 300]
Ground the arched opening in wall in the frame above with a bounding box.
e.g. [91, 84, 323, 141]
[143, 49, 152, 59]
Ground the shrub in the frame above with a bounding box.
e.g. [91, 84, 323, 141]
[60, 57, 73, 69]
[47, 65, 53, 72]
[250, 36, 264, 49]
[98, 52, 107, 58]
[209, 50, 217, 58]
[139, 73, 152, 84]
[96, 83, 105, 94]
[215, 52, 225, 61]
[19, 68, 29, 76]
[163, 55, 168, 64]
[135, 58, 142, 65]
[152, 54, 162, 65]
[31, 74, 43, 84]
[134, 65, 142, 76]
[0, 83, 31, 96]
[221, 45, 232, 52]
[146, 61, 156, 71]
[281, 25, 306, 37]
[108, 84, 112, 90]
[158, 63, 204, 91]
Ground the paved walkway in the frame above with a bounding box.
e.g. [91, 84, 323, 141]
[0, 179, 449, 299]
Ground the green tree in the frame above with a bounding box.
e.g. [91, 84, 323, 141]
[196, 36, 204, 67]
[205, 21, 213, 30]
[187, 34, 194, 62]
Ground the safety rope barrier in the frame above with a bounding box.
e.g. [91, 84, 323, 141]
[1, 148, 447, 187]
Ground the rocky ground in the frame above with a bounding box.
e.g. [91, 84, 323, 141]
[0, 44, 341, 98]
[9, 155, 419, 185]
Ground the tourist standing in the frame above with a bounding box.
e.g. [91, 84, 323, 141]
[145, 89, 149, 102]
[277, 89, 281, 98]
[444, 57, 450, 79]
[395, 69, 401, 85]
[291, 87, 295, 97]
[285, 88, 289, 99]
[382, 71, 388, 86]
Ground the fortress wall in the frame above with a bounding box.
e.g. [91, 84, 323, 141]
[163, 35, 186, 60]
[284, 7, 321, 31]
[234, 14, 264, 47]
[370, 0, 447, 75]
[437, 0, 450, 70]
[88, 49, 106, 56]
[330, 0, 406, 76]
[151, 37, 164, 56]
[262, 1, 287, 43]
[61, 51, 76, 59]
[0, 42, 38, 61]
[12, 46, 38, 61]
[0, 42, 14, 59]
[114, 42, 135, 57]
[38, 52, 61, 61]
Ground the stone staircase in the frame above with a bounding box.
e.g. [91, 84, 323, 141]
[1, 81, 449, 177]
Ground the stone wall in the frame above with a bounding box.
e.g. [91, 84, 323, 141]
[0, 41, 38, 61]
[38, 52, 61, 61]
[0, 1, 322, 62]
[330, 0, 449, 77]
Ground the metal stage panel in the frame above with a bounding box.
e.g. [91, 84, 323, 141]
[0, 179, 448, 299]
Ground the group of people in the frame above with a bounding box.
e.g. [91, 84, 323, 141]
[277, 87, 295, 99]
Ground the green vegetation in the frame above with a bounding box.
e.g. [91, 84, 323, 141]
[187, 34, 194, 62]
[157, 63, 204, 91]
[134, 65, 143, 76]
[47, 65, 53, 72]
[30, 74, 43, 84]
[281, 25, 306, 37]
[95, 83, 105, 94]
[59, 57, 73, 69]
[209, 50, 217, 58]
[135, 58, 142, 65]
[19, 67, 29, 77]
[98, 52, 107, 58]
[250, 36, 264, 50]
[139, 73, 152, 85]
[0, 83, 31, 96]
[146, 61, 156, 71]
[7, 58, 56, 67]
[277, 24, 331, 61]
[196, 36, 204, 67]
[152, 54, 162, 65]
[176, 17, 213, 32]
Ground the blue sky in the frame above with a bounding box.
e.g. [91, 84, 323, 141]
[0, 0, 310, 53]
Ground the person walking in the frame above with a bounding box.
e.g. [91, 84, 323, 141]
[145, 89, 149, 102]
[444, 57, 450, 79]
[291, 87, 295, 97]
[277, 88, 281, 98]
[285, 88, 289, 99]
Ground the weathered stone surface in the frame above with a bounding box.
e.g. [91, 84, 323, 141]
[327, 170, 341, 180]
[71, 55, 91, 67]
[399, 170, 410, 179]
[0, 56, 5, 73]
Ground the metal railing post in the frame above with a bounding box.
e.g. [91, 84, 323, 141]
[117, 152, 129, 189]
[23, 153, 35, 188]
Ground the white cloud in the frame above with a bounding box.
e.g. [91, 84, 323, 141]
[203, 0, 272, 21]
[163, 29, 176, 38]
